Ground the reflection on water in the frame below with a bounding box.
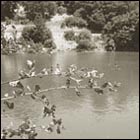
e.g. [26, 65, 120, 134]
[1, 52, 139, 139]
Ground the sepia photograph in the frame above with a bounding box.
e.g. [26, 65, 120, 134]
[1, 1, 139, 139]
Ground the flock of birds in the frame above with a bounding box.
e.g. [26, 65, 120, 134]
[1, 59, 121, 139]
[2, 84, 65, 139]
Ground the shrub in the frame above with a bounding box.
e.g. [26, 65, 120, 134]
[76, 39, 93, 50]
[77, 29, 92, 43]
[64, 30, 75, 41]
[44, 39, 56, 49]
[61, 16, 87, 28]
[57, 6, 67, 15]
[22, 26, 53, 44]
[74, 8, 85, 18]
[1, 1, 17, 21]
[5, 17, 11, 25]
[22, 26, 34, 41]
[20, 19, 30, 25]
[22, 21, 55, 51]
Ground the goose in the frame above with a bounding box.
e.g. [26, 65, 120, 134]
[27, 85, 32, 91]
[70, 77, 83, 87]
[18, 70, 30, 79]
[88, 78, 94, 88]
[41, 95, 49, 106]
[27, 130, 38, 139]
[45, 125, 53, 133]
[40, 68, 48, 75]
[94, 87, 104, 95]
[1, 129, 8, 139]
[16, 81, 24, 90]
[8, 129, 21, 138]
[56, 125, 61, 134]
[4, 101, 14, 109]
[4, 93, 9, 98]
[108, 87, 117, 92]
[27, 60, 35, 70]
[98, 73, 104, 78]
[66, 78, 71, 88]
[113, 81, 121, 88]
[54, 64, 62, 75]
[56, 118, 62, 125]
[13, 89, 25, 97]
[101, 82, 109, 88]
[9, 80, 19, 87]
[75, 87, 81, 97]
[18, 121, 31, 133]
[9, 80, 24, 90]
[30, 93, 37, 100]
[34, 85, 41, 92]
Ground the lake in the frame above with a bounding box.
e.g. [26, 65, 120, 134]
[1, 51, 139, 139]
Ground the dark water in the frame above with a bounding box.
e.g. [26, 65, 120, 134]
[1, 51, 139, 139]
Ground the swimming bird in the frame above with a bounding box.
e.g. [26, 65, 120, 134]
[70, 77, 83, 87]
[94, 87, 104, 95]
[30, 92, 38, 100]
[113, 81, 121, 88]
[98, 73, 104, 78]
[4, 100, 14, 109]
[66, 78, 71, 88]
[56, 118, 62, 125]
[84, 69, 98, 78]
[56, 125, 61, 134]
[101, 82, 109, 88]
[9, 80, 24, 90]
[35, 85, 41, 92]
[40, 68, 49, 75]
[13, 89, 25, 97]
[27, 130, 38, 139]
[18, 70, 30, 79]
[74, 87, 81, 97]
[27, 85, 32, 92]
[45, 125, 53, 133]
[16, 81, 24, 90]
[88, 78, 93, 88]
[41, 95, 49, 106]
[4, 93, 9, 98]
[8, 129, 21, 138]
[54, 64, 62, 75]
[108, 87, 117, 92]
[18, 120, 31, 134]
[9, 80, 19, 87]
[43, 105, 56, 118]
[1, 129, 8, 139]
[101, 82, 118, 92]
[27, 60, 35, 70]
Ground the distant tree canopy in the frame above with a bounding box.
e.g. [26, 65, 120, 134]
[21, 1, 57, 21]
[61, 16, 87, 28]
[63, 1, 139, 51]
[1, 1, 17, 21]
[1, 1, 139, 51]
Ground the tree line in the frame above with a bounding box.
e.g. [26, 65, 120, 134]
[1, 1, 139, 51]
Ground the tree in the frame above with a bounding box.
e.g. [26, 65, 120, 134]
[1, 1, 17, 21]
[22, 1, 57, 21]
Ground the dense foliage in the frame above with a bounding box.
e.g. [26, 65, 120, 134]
[61, 16, 87, 28]
[64, 30, 75, 41]
[57, 6, 67, 15]
[21, 1, 57, 21]
[64, 1, 139, 51]
[1, 1, 139, 52]
[1, 1, 17, 21]
[22, 14, 55, 50]
[64, 29, 94, 50]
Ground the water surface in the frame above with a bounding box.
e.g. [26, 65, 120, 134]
[1, 51, 139, 139]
